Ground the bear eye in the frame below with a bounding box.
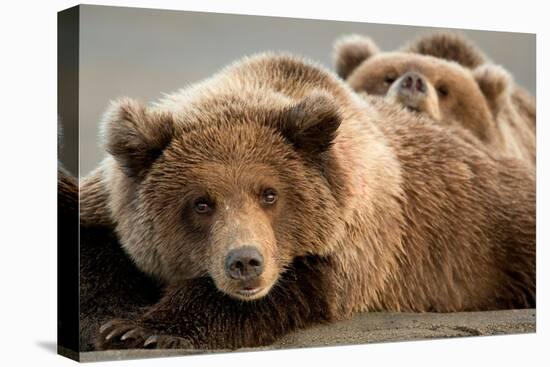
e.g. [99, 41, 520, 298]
[260, 188, 277, 206]
[437, 85, 449, 97]
[193, 197, 214, 215]
[384, 75, 397, 85]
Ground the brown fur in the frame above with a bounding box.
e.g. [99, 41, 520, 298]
[403, 32, 487, 69]
[79, 218, 161, 351]
[59, 166, 161, 351]
[403, 32, 536, 132]
[334, 33, 536, 166]
[80, 166, 114, 227]
[80, 53, 535, 350]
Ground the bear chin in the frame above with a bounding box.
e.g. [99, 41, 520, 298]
[231, 285, 273, 301]
[210, 275, 277, 301]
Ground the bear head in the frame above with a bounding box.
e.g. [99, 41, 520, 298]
[101, 88, 346, 301]
[334, 34, 512, 143]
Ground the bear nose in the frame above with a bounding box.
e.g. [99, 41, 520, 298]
[399, 72, 426, 94]
[225, 246, 264, 281]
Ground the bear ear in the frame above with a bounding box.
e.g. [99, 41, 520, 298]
[278, 91, 342, 156]
[334, 34, 380, 80]
[404, 32, 486, 69]
[473, 64, 512, 111]
[101, 98, 175, 179]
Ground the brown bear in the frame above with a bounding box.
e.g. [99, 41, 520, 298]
[80, 53, 535, 350]
[402, 32, 536, 151]
[334, 33, 536, 166]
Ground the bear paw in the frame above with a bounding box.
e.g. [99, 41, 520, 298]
[97, 319, 194, 350]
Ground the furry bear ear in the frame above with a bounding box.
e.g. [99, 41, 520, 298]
[473, 64, 512, 112]
[278, 91, 342, 156]
[334, 34, 380, 80]
[101, 98, 175, 179]
[403, 32, 486, 69]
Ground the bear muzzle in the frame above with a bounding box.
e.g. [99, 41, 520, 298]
[398, 71, 427, 95]
[225, 246, 265, 281]
[386, 71, 441, 120]
[223, 245, 271, 299]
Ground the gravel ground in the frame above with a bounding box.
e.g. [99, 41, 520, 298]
[68, 309, 535, 362]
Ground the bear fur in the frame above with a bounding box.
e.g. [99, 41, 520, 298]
[80, 53, 535, 350]
[334, 33, 536, 166]
[58, 167, 161, 351]
[402, 32, 536, 155]
[402, 32, 487, 69]
[78, 205, 161, 351]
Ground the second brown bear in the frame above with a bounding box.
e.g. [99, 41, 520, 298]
[334, 33, 535, 167]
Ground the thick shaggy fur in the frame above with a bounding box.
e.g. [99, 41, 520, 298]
[58, 167, 161, 351]
[79, 220, 161, 351]
[334, 33, 536, 166]
[81, 53, 535, 350]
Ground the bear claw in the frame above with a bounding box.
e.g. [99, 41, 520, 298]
[98, 319, 194, 350]
[120, 328, 141, 341]
[99, 320, 116, 334]
[143, 335, 159, 347]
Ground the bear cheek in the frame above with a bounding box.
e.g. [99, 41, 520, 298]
[147, 230, 206, 284]
[178, 239, 211, 280]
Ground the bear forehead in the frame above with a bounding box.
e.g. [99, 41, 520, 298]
[166, 90, 289, 127]
[143, 138, 300, 200]
[167, 121, 292, 162]
[142, 148, 304, 211]
[365, 52, 474, 79]
[159, 161, 289, 193]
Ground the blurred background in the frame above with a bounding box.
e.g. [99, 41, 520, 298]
[60, 5, 535, 176]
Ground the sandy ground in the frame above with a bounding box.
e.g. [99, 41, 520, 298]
[69, 309, 535, 362]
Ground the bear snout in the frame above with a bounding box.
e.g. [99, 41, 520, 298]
[398, 71, 427, 95]
[225, 246, 265, 281]
[387, 71, 441, 118]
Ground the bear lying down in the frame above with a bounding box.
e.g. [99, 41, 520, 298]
[81, 53, 535, 350]
[333, 33, 536, 167]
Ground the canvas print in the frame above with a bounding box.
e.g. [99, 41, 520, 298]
[57, 5, 536, 362]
